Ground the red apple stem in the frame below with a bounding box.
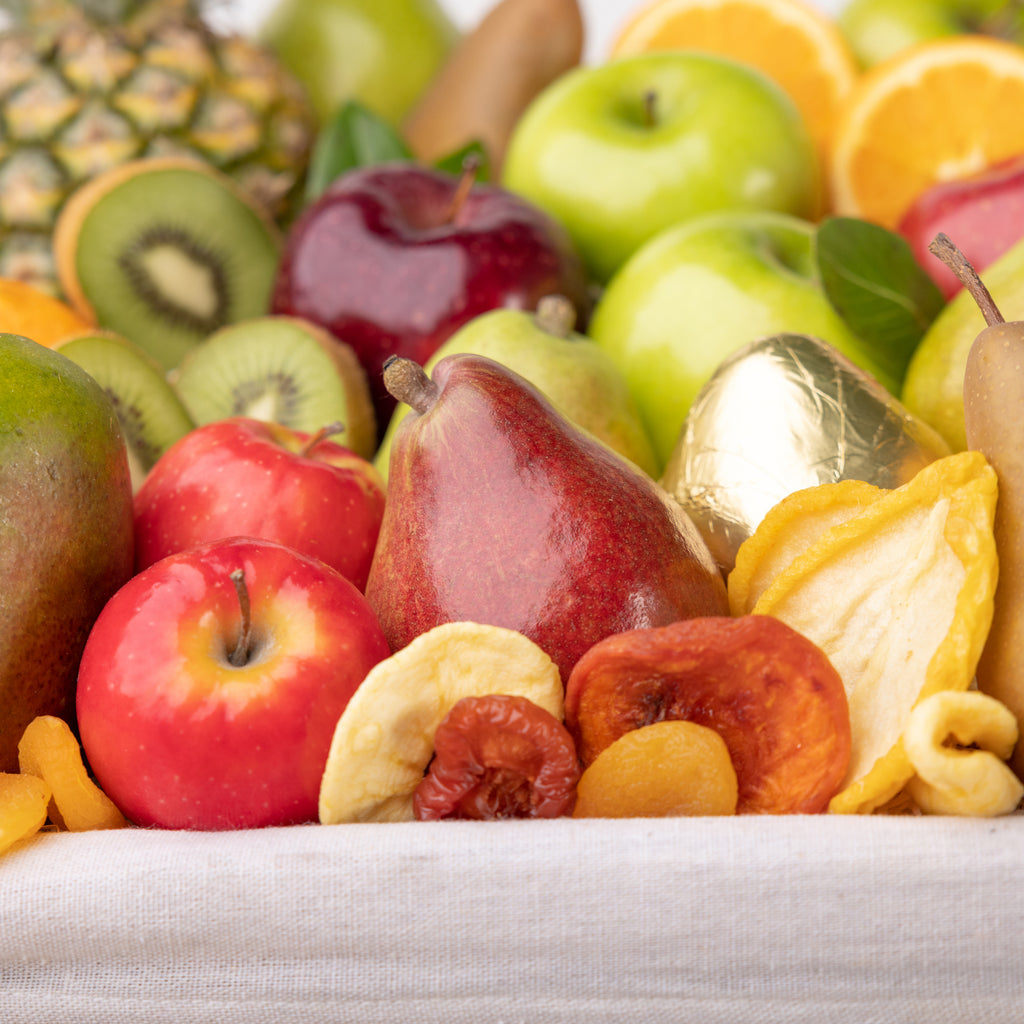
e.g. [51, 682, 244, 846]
[928, 232, 1005, 327]
[535, 294, 576, 339]
[382, 356, 440, 415]
[444, 153, 481, 223]
[228, 569, 253, 668]
[299, 421, 345, 457]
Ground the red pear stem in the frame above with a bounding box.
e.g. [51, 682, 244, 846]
[382, 355, 440, 415]
[928, 232, 1005, 327]
[228, 568, 253, 668]
[444, 153, 481, 223]
[643, 89, 657, 128]
[299, 420, 345, 457]
[535, 294, 576, 339]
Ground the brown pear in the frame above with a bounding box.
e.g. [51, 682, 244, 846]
[1, 334, 134, 771]
[365, 353, 729, 684]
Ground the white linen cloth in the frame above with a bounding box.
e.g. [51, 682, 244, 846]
[2, 814, 1022, 1023]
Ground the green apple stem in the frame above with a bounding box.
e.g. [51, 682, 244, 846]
[445, 153, 482, 223]
[534, 294, 576, 338]
[382, 356, 439, 415]
[228, 569, 253, 668]
[299, 421, 345, 457]
[928, 232, 1005, 327]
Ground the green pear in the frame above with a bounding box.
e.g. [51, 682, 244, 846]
[373, 296, 660, 481]
[259, 0, 459, 126]
[902, 235, 1024, 453]
[1, 335, 134, 771]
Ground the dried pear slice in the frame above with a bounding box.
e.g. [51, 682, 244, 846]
[747, 451, 997, 814]
[319, 622, 564, 824]
[728, 478, 884, 616]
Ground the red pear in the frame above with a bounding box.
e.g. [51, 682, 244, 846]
[365, 353, 729, 683]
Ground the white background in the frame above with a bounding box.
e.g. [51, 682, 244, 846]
[231, 0, 847, 65]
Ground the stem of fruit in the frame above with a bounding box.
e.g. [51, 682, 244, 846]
[228, 569, 253, 668]
[445, 153, 481, 223]
[643, 89, 657, 128]
[928, 233, 1005, 327]
[299, 421, 345, 457]
[382, 356, 440, 415]
[535, 294, 576, 338]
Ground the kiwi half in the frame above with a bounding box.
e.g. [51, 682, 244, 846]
[54, 157, 281, 373]
[54, 330, 195, 491]
[170, 315, 377, 460]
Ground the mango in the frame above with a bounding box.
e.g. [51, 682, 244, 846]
[0, 334, 133, 771]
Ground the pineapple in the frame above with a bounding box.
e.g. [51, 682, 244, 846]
[0, 0, 315, 295]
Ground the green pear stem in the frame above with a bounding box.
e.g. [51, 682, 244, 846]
[444, 152, 481, 223]
[228, 568, 253, 668]
[298, 420, 345, 457]
[534, 294, 576, 338]
[928, 232, 1005, 327]
[382, 355, 440, 415]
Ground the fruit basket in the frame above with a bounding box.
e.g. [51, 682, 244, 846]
[4, 815, 1024, 1023]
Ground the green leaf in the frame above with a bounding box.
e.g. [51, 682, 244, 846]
[303, 100, 413, 204]
[433, 140, 492, 183]
[815, 216, 946, 389]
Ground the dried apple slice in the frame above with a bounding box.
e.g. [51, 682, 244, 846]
[745, 451, 998, 814]
[319, 621, 564, 824]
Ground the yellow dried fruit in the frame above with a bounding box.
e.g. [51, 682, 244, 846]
[17, 715, 126, 832]
[904, 690, 1023, 817]
[733, 451, 998, 814]
[0, 772, 51, 854]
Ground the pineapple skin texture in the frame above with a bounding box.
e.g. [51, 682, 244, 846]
[0, 0, 316, 296]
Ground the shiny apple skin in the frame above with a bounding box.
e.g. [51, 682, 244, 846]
[365, 354, 729, 684]
[76, 537, 391, 830]
[270, 162, 592, 431]
[898, 155, 1024, 299]
[133, 417, 386, 591]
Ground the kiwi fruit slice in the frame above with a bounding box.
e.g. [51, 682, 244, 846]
[54, 157, 281, 373]
[54, 330, 195, 491]
[169, 315, 378, 459]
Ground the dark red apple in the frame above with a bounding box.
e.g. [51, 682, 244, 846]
[269, 160, 592, 433]
[898, 154, 1024, 299]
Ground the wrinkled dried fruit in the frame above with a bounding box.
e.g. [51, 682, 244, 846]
[904, 690, 1024, 817]
[17, 715, 126, 832]
[0, 773, 51, 854]
[564, 615, 851, 814]
[413, 694, 579, 820]
[572, 719, 738, 819]
[319, 621, 564, 824]
[735, 451, 998, 814]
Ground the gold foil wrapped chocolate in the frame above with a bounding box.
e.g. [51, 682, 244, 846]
[660, 333, 952, 575]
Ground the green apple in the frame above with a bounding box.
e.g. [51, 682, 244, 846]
[588, 209, 899, 471]
[837, 0, 1024, 67]
[258, 0, 459, 126]
[902, 233, 1024, 453]
[373, 295, 660, 481]
[501, 50, 821, 285]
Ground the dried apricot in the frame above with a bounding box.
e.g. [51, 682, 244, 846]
[572, 720, 738, 819]
[413, 694, 579, 820]
[0, 773, 51, 854]
[18, 715, 126, 832]
[564, 615, 851, 814]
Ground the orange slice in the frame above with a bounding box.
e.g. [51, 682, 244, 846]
[830, 36, 1024, 229]
[0, 276, 95, 347]
[609, 0, 859, 165]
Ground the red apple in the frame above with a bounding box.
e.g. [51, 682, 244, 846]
[269, 159, 592, 432]
[76, 536, 391, 830]
[898, 154, 1024, 299]
[133, 416, 386, 591]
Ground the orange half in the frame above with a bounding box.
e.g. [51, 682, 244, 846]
[0, 276, 95, 348]
[609, 0, 860, 166]
[830, 36, 1024, 228]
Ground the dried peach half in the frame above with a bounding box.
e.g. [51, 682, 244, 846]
[564, 614, 851, 814]
[572, 719, 739, 819]
[745, 451, 998, 813]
